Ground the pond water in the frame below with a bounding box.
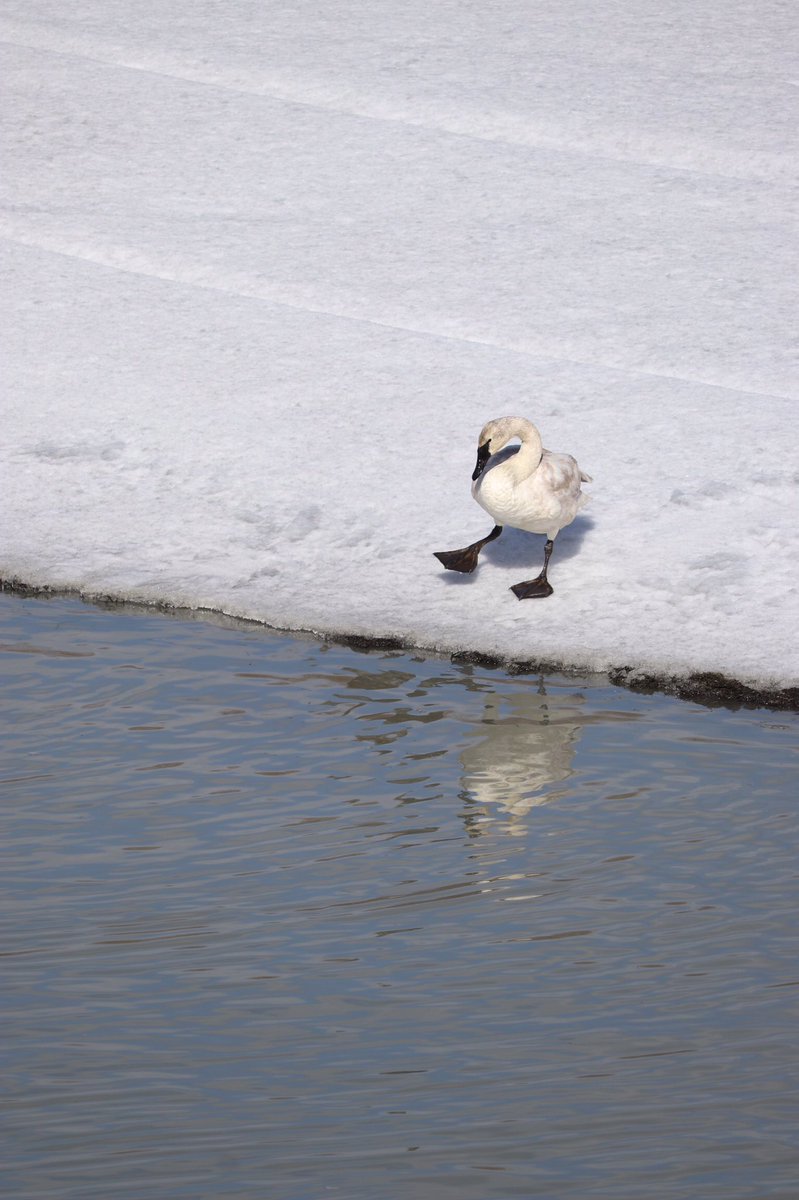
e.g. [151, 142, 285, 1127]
[1, 593, 797, 1199]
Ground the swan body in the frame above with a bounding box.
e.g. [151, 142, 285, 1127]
[434, 415, 591, 599]
[472, 416, 590, 540]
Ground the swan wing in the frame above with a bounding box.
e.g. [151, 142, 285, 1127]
[539, 451, 586, 497]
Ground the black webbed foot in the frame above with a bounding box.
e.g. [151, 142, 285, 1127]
[511, 537, 555, 599]
[434, 525, 502, 575]
[434, 546, 481, 573]
[510, 576, 554, 600]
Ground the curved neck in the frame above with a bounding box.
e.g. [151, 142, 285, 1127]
[498, 418, 542, 479]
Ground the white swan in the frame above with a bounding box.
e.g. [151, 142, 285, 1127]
[434, 416, 591, 599]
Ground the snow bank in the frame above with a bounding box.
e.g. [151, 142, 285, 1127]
[1, 1, 797, 693]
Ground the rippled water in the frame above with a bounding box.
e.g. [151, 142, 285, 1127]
[1, 593, 797, 1199]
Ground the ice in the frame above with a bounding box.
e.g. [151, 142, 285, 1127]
[1, 1, 797, 692]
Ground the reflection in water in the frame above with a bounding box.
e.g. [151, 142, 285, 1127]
[459, 682, 641, 833]
[460, 679, 585, 831]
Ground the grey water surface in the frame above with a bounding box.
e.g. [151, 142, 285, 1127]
[1, 593, 797, 1200]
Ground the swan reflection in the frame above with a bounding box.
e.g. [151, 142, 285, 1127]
[460, 680, 585, 832]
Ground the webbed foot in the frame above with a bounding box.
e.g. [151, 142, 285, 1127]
[511, 537, 555, 599]
[434, 546, 480, 573]
[434, 525, 502, 575]
[511, 577, 554, 600]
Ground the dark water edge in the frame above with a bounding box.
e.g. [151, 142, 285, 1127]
[1, 576, 796, 713]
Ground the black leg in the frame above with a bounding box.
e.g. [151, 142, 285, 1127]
[434, 525, 503, 574]
[511, 538, 555, 599]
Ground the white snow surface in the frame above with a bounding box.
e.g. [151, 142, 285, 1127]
[1, 1, 797, 689]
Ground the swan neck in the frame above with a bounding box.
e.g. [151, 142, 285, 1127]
[508, 422, 542, 476]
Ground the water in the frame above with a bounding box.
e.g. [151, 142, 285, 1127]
[1, 593, 797, 1200]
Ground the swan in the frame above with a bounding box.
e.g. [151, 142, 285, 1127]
[434, 415, 591, 599]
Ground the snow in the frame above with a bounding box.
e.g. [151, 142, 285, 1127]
[1, 0, 797, 691]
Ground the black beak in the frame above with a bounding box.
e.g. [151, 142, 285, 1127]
[472, 441, 491, 481]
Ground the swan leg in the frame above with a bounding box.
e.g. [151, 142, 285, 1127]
[434, 525, 502, 574]
[511, 539, 555, 599]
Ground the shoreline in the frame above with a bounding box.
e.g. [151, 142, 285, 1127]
[2, 575, 796, 714]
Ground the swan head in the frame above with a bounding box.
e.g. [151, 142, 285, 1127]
[472, 416, 540, 481]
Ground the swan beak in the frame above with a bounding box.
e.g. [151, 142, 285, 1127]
[472, 441, 491, 481]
